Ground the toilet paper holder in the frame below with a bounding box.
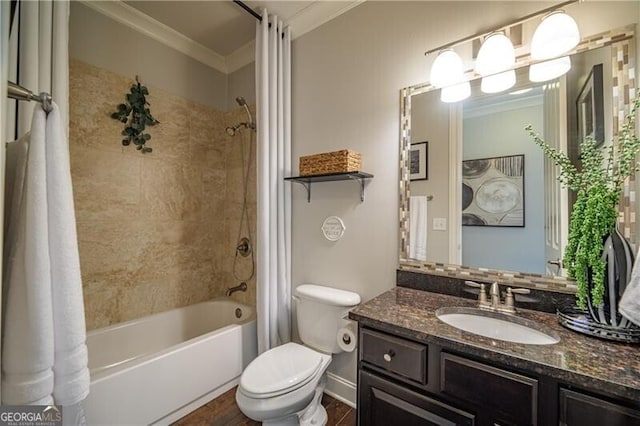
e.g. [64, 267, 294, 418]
[337, 318, 358, 352]
[341, 334, 352, 345]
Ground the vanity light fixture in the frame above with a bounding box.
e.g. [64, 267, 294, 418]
[430, 49, 465, 88]
[423, 0, 579, 102]
[529, 56, 572, 82]
[476, 33, 516, 93]
[441, 81, 471, 103]
[431, 49, 471, 102]
[530, 11, 580, 60]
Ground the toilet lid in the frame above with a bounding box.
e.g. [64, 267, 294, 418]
[240, 343, 325, 397]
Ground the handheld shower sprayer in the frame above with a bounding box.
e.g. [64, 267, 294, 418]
[236, 97, 255, 130]
[225, 95, 256, 136]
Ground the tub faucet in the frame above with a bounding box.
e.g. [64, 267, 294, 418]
[226, 282, 247, 296]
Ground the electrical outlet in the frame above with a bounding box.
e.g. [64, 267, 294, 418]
[433, 218, 447, 231]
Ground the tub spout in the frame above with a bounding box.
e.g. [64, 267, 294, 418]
[226, 282, 247, 296]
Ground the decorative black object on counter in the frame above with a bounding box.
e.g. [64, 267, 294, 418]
[558, 307, 640, 344]
[587, 229, 636, 327]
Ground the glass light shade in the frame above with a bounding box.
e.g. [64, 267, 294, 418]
[431, 50, 465, 88]
[529, 56, 571, 82]
[481, 70, 516, 93]
[531, 11, 580, 60]
[476, 33, 515, 76]
[441, 81, 470, 103]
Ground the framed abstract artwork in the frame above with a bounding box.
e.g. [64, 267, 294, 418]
[462, 154, 524, 227]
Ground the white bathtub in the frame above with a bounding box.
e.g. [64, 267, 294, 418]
[84, 298, 257, 425]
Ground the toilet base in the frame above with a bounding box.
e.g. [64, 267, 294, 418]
[261, 376, 328, 426]
[299, 376, 327, 426]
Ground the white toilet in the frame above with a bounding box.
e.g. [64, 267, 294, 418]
[235, 284, 361, 425]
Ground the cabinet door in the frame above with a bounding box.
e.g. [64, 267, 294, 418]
[359, 370, 475, 426]
[559, 388, 640, 426]
[440, 353, 538, 425]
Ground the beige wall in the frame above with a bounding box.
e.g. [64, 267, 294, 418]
[70, 59, 256, 330]
[228, 62, 256, 110]
[291, 0, 640, 399]
[70, 2, 228, 111]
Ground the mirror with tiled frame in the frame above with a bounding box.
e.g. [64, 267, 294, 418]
[398, 26, 636, 293]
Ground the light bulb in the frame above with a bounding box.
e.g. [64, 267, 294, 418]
[531, 11, 580, 60]
[476, 33, 515, 76]
[481, 70, 516, 93]
[529, 56, 571, 82]
[431, 50, 465, 88]
[441, 81, 471, 103]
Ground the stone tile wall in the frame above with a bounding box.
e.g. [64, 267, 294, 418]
[70, 59, 256, 330]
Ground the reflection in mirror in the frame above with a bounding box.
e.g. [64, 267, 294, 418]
[399, 27, 635, 290]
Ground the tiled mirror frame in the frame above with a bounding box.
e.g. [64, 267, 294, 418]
[399, 26, 637, 293]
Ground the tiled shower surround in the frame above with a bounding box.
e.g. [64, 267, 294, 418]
[69, 59, 256, 330]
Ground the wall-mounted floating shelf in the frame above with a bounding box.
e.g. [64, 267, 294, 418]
[285, 171, 374, 202]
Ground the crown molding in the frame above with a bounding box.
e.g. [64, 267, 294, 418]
[79, 0, 228, 74]
[287, 0, 365, 39]
[227, 40, 256, 73]
[80, 0, 366, 75]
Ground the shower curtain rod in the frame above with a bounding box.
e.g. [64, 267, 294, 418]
[233, 0, 262, 22]
[233, 0, 286, 36]
[7, 81, 52, 113]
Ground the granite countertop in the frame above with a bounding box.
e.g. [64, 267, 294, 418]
[349, 287, 640, 404]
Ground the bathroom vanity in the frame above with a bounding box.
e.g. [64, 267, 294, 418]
[350, 284, 640, 426]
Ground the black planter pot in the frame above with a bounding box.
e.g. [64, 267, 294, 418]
[586, 228, 635, 329]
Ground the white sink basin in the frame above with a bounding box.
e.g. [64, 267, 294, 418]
[436, 307, 560, 345]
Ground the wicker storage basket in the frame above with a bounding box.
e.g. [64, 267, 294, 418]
[299, 149, 361, 176]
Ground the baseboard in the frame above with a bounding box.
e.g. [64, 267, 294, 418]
[153, 377, 240, 425]
[324, 372, 357, 408]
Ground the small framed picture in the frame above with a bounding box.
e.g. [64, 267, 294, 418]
[577, 63, 604, 148]
[409, 141, 428, 181]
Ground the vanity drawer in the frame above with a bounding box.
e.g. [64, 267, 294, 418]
[361, 328, 427, 384]
[440, 353, 538, 425]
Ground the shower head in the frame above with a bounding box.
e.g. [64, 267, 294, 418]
[235, 96, 255, 130]
[226, 126, 237, 136]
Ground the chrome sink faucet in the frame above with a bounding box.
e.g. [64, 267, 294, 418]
[465, 281, 530, 314]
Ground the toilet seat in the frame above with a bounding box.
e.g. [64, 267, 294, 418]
[240, 343, 327, 399]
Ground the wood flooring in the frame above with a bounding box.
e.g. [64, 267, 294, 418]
[172, 386, 355, 426]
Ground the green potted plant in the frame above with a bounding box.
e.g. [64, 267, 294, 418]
[525, 94, 640, 324]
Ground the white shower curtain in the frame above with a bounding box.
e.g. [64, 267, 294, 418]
[6, 0, 69, 141]
[256, 9, 292, 354]
[3, 3, 88, 423]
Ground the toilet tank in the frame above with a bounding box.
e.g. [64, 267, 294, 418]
[295, 284, 361, 354]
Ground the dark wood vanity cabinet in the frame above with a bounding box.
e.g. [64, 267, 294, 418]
[559, 388, 640, 425]
[357, 325, 640, 426]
